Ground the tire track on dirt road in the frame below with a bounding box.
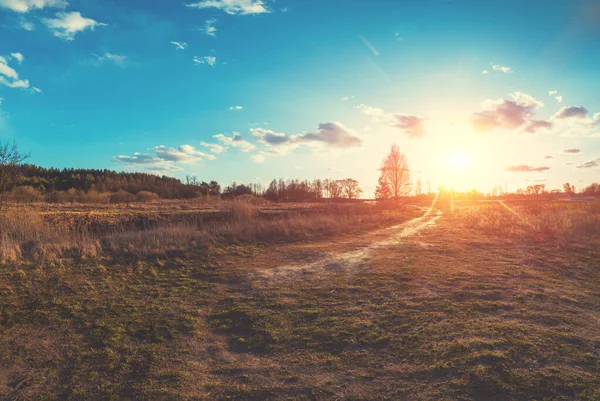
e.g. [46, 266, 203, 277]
[255, 208, 443, 281]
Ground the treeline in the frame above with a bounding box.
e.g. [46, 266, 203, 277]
[14, 164, 211, 199]
[4, 164, 365, 204]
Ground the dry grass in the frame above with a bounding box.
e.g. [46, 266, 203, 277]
[459, 201, 600, 243]
[2, 201, 599, 400]
[0, 203, 415, 264]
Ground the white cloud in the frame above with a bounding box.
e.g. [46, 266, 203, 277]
[492, 64, 513, 74]
[170, 41, 187, 50]
[549, 90, 558, 96]
[354, 104, 386, 118]
[92, 52, 126, 66]
[481, 70, 489, 75]
[0, 55, 30, 89]
[186, 0, 269, 15]
[43, 11, 107, 40]
[251, 122, 363, 159]
[251, 154, 265, 163]
[555, 96, 563, 103]
[229, 105, 243, 111]
[114, 144, 216, 170]
[0, 57, 18, 79]
[193, 56, 216, 67]
[340, 96, 355, 102]
[31, 86, 42, 93]
[0, 0, 67, 12]
[19, 19, 34, 30]
[154, 144, 216, 163]
[203, 19, 217, 37]
[200, 142, 227, 153]
[471, 92, 550, 133]
[213, 133, 256, 152]
[10, 52, 24, 64]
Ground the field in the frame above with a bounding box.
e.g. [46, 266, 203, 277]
[1, 199, 600, 400]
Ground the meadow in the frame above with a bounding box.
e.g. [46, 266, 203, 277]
[1, 199, 599, 400]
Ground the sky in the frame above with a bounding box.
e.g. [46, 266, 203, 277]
[0, 0, 599, 196]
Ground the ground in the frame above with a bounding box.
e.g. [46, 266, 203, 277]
[1, 200, 599, 400]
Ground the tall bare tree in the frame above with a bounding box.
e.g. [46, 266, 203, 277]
[0, 141, 30, 209]
[376, 144, 410, 200]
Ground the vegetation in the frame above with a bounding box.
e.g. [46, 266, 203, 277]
[1, 200, 599, 399]
[376, 144, 411, 200]
[0, 141, 30, 209]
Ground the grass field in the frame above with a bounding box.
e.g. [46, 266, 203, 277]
[1, 200, 599, 400]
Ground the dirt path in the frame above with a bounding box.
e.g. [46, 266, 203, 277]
[255, 207, 443, 281]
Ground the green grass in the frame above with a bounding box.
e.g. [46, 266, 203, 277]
[1, 201, 600, 399]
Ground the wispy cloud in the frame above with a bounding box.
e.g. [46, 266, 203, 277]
[562, 148, 582, 154]
[229, 105, 243, 111]
[193, 56, 216, 67]
[355, 104, 426, 138]
[203, 19, 217, 37]
[492, 64, 513, 73]
[0, 0, 67, 13]
[186, 0, 269, 15]
[91, 52, 127, 67]
[506, 165, 550, 172]
[575, 158, 600, 169]
[43, 11, 107, 40]
[170, 41, 187, 50]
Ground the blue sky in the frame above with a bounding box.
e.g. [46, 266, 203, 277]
[1, 0, 599, 195]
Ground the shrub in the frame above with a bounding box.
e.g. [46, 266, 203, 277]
[110, 190, 136, 204]
[136, 191, 160, 203]
[8, 186, 42, 203]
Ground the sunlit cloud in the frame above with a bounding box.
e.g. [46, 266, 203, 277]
[562, 148, 582, 154]
[355, 104, 426, 138]
[251, 122, 362, 160]
[506, 165, 551, 172]
[576, 158, 600, 169]
[251, 153, 265, 163]
[481, 70, 489, 75]
[553, 106, 588, 119]
[200, 142, 227, 153]
[153, 144, 216, 162]
[492, 64, 513, 73]
[43, 11, 107, 40]
[213, 133, 256, 152]
[186, 0, 269, 15]
[471, 92, 549, 133]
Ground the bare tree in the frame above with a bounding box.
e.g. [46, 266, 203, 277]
[339, 178, 362, 200]
[376, 144, 410, 200]
[0, 141, 30, 209]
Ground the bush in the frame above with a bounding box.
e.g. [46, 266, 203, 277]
[110, 190, 136, 204]
[8, 186, 42, 203]
[136, 191, 160, 203]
